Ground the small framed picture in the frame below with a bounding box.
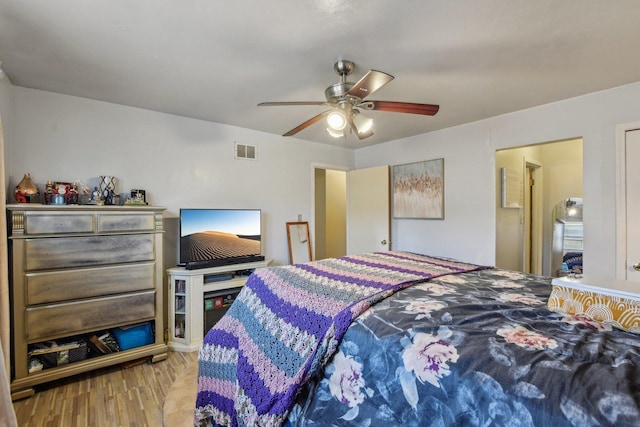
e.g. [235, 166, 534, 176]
[131, 189, 146, 204]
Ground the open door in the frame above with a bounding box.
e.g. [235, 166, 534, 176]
[617, 124, 640, 281]
[347, 165, 390, 254]
[625, 129, 640, 281]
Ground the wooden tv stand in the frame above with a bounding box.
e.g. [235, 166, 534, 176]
[167, 259, 271, 352]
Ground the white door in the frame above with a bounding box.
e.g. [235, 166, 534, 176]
[346, 165, 390, 255]
[625, 129, 640, 281]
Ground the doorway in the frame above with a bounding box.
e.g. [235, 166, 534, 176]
[314, 168, 347, 260]
[495, 138, 583, 276]
[313, 165, 391, 260]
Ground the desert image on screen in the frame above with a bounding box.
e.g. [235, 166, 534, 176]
[180, 231, 260, 262]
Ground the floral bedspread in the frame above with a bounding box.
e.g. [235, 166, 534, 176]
[285, 269, 640, 426]
[195, 252, 486, 426]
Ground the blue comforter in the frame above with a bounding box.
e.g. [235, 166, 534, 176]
[196, 252, 486, 426]
[285, 268, 640, 426]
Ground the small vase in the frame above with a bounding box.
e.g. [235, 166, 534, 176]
[15, 173, 40, 203]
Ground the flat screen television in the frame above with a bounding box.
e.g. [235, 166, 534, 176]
[179, 208, 264, 269]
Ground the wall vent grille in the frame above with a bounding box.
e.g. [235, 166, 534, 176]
[235, 143, 257, 160]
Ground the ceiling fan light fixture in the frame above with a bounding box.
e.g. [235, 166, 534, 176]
[327, 110, 347, 131]
[353, 112, 373, 134]
[326, 127, 344, 138]
[259, 60, 439, 139]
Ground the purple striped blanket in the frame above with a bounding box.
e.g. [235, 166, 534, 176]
[194, 251, 487, 426]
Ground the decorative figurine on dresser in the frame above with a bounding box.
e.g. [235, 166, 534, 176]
[6, 204, 168, 400]
[14, 173, 40, 203]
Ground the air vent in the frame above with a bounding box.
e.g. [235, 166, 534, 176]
[235, 143, 257, 160]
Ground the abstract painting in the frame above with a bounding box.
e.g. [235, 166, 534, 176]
[392, 158, 444, 219]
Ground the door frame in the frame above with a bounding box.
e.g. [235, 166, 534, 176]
[615, 121, 640, 279]
[523, 158, 543, 275]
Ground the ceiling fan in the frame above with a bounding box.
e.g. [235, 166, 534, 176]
[258, 60, 439, 140]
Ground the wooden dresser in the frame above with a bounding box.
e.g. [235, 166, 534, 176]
[7, 204, 168, 400]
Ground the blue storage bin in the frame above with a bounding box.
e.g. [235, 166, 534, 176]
[112, 322, 154, 350]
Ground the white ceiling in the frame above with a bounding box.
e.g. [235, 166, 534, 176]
[2, 1, 640, 149]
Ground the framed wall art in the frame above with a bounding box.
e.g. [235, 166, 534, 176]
[500, 167, 522, 208]
[392, 158, 444, 219]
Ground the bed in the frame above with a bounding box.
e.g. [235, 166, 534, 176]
[195, 251, 640, 426]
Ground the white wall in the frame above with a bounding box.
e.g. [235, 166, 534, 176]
[5, 81, 640, 277]
[0, 69, 12, 188]
[355, 82, 640, 277]
[355, 121, 496, 265]
[6, 87, 354, 266]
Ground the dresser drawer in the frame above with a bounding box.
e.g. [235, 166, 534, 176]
[26, 263, 156, 305]
[24, 234, 155, 271]
[18, 211, 159, 236]
[25, 212, 95, 235]
[97, 213, 157, 232]
[26, 290, 156, 342]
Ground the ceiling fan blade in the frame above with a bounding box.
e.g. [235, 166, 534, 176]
[361, 101, 440, 116]
[258, 101, 326, 107]
[347, 70, 394, 100]
[282, 111, 331, 136]
[347, 114, 374, 140]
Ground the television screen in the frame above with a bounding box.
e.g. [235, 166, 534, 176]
[179, 209, 262, 268]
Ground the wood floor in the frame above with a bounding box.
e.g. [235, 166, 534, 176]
[11, 350, 198, 427]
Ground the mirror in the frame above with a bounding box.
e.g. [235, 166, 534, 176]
[551, 197, 583, 276]
[286, 221, 312, 264]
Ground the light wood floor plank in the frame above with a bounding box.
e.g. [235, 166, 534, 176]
[12, 350, 197, 427]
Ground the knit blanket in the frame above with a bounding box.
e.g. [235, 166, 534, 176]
[194, 251, 487, 426]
